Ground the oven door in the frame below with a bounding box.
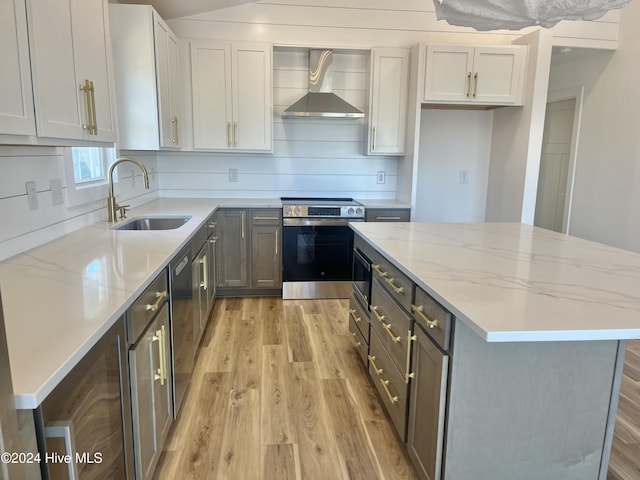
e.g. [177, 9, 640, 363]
[352, 248, 371, 309]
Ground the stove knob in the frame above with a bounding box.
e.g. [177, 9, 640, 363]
[285, 207, 292, 216]
[356, 207, 363, 215]
[348, 207, 355, 215]
[294, 207, 301, 216]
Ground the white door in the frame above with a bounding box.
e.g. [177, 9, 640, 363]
[423, 45, 474, 102]
[534, 98, 576, 233]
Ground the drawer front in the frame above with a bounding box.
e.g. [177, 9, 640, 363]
[412, 286, 452, 351]
[129, 270, 168, 343]
[250, 208, 281, 225]
[349, 312, 368, 365]
[368, 328, 408, 440]
[370, 250, 412, 312]
[365, 208, 410, 222]
[354, 233, 376, 263]
[371, 279, 412, 376]
[206, 212, 217, 238]
[349, 293, 370, 340]
[191, 224, 208, 257]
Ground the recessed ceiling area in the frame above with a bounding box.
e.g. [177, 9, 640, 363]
[115, 0, 258, 20]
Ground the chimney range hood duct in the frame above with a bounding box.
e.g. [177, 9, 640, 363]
[282, 50, 364, 119]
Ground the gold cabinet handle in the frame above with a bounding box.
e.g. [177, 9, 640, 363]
[372, 264, 387, 278]
[80, 80, 92, 133]
[252, 216, 279, 220]
[200, 254, 208, 290]
[227, 121, 232, 148]
[380, 378, 398, 404]
[145, 291, 167, 312]
[349, 308, 361, 324]
[371, 305, 385, 323]
[466, 72, 472, 97]
[89, 80, 97, 135]
[209, 221, 217, 228]
[234, 122, 238, 147]
[171, 116, 179, 144]
[152, 327, 165, 385]
[372, 126, 377, 151]
[405, 331, 417, 383]
[473, 72, 478, 98]
[384, 277, 404, 294]
[368, 355, 383, 375]
[411, 304, 439, 329]
[382, 322, 401, 343]
[241, 211, 245, 239]
[350, 332, 362, 348]
[376, 216, 401, 220]
[275, 228, 278, 256]
[161, 324, 167, 383]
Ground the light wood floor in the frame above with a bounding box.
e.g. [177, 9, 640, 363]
[154, 297, 640, 480]
[154, 297, 417, 480]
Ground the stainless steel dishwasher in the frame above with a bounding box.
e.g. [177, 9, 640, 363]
[169, 244, 194, 417]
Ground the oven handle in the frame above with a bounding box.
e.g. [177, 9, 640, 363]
[282, 218, 364, 227]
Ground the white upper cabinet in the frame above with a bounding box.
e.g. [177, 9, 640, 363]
[27, 0, 116, 142]
[367, 48, 410, 156]
[191, 41, 272, 152]
[0, 0, 35, 137]
[110, 5, 181, 150]
[424, 45, 526, 106]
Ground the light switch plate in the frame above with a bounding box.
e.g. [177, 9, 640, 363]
[377, 171, 385, 184]
[460, 170, 469, 183]
[26, 181, 39, 210]
[229, 168, 238, 182]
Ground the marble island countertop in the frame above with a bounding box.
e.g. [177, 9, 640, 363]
[351, 222, 640, 343]
[0, 198, 280, 409]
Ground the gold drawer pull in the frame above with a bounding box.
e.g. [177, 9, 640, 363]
[372, 264, 387, 278]
[380, 378, 398, 404]
[368, 355, 383, 375]
[145, 291, 167, 312]
[252, 216, 279, 220]
[349, 308, 361, 323]
[383, 322, 401, 343]
[405, 331, 417, 383]
[371, 305, 385, 322]
[350, 331, 362, 348]
[384, 277, 404, 294]
[376, 216, 401, 220]
[411, 304, 439, 329]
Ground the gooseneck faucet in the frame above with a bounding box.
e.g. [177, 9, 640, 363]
[107, 156, 150, 222]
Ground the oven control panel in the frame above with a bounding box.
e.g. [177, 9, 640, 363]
[283, 205, 365, 218]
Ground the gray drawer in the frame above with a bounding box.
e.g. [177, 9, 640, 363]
[412, 286, 453, 351]
[206, 212, 217, 238]
[370, 250, 412, 312]
[191, 223, 208, 256]
[128, 270, 168, 344]
[349, 293, 369, 341]
[371, 279, 412, 377]
[250, 208, 281, 225]
[365, 208, 410, 222]
[368, 328, 408, 440]
[349, 313, 368, 365]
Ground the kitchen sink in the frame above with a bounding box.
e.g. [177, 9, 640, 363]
[113, 216, 191, 231]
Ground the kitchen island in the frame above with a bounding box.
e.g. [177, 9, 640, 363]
[350, 222, 640, 480]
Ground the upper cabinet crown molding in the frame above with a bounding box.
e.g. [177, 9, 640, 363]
[26, 0, 116, 143]
[367, 47, 410, 156]
[0, 0, 36, 137]
[423, 44, 526, 106]
[110, 4, 181, 150]
[190, 40, 272, 152]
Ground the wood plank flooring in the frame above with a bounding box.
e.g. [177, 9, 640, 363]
[154, 297, 416, 480]
[154, 297, 640, 480]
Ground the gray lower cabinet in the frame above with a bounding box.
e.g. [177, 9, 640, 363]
[128, 272, 172, 480]
[406, 324, 449, 480]
[365, 207, 411, 222]
[250, 209, 281, 289]
[216, 209, 249, 288]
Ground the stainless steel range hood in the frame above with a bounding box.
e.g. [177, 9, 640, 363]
[282, 50, 364, 119]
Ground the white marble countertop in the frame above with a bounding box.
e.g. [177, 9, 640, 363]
[0, 198, 279, 409]
[351, 222, 640, 343]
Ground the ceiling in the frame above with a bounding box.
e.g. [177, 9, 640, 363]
[116, 0, 258, 20]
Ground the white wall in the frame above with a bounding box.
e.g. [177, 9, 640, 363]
[158, 49, 398, 199]
[547, 0, 640, 251]
[0, 147, 158, 261]
[414, 109, 493, 222]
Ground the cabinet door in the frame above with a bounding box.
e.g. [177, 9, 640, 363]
[251, 225, 281, 288]
[407, 326, 449, 480]
[472, 46, 524, 104]
[154, 305, 173, 445]
[154, 14, 180, 148]
[368, 48, 409, 155]
[0, 0, 35, 136]
[191, 41, 232, 150]
[216, 209, 249, 288]
[232, 42, 272, 151]
[423, 45, 474, 103]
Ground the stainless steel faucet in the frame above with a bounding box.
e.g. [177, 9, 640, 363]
[107, 156, 150, 223]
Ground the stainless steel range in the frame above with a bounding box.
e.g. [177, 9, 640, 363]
[281, 197, 365, 299]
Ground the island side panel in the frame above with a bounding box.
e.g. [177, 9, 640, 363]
[444, 320, 621, 480]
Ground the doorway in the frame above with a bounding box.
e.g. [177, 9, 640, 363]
[534, 88, 583, 233]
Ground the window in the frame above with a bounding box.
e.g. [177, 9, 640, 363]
[63, 147, 115, 207]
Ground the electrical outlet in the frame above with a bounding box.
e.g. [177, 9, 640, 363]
[460, 170, 469, 184]
[26, 181, 39, 210]
[377, 171, 385, 184]
[229, 168, 238, 183]
[51, 179, 64, 205]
